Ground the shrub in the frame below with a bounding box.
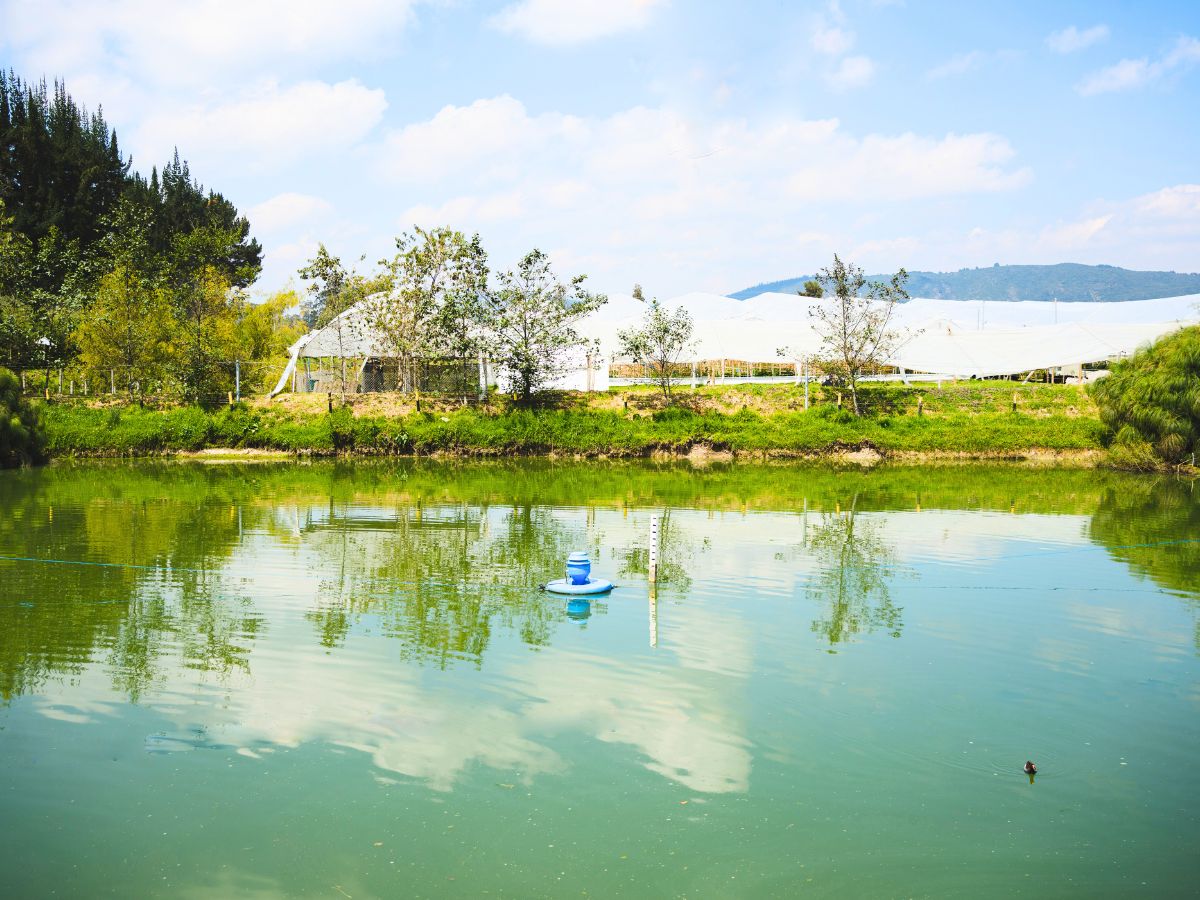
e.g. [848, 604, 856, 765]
[0, 367, 47, 467]
[1089, 326, 1200, 466]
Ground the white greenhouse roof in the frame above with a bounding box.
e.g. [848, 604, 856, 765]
[290, 291, 1200, 378]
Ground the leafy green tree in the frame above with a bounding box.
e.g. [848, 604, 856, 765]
[370, 227, 489, 394]
[298, 244, 350, 328]
[1089, 325, 1200, 467]
[488, 249, 607, 401]
[0, 199, 37, 367]
[0, 366, 46, 467]
[617, 297, 694, 399]
[74, 265, 174, 397]
[235, 289, 307, 392]
[171, 266, 240, 405]
[800, 279, 824, 298]
[299, 246, 389, 398]
[811, 254, 909, 415]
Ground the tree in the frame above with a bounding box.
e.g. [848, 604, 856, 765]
[74, 265, 174, 397]
[618, 298, 694, 400]
[811, 254, 909, 415]
[1088, 325, 1200, 467]
[369, 227, 489, 394]
[171, 265, 239, 405]
[299, 245, 387, 400]
[235, 289, 307, 393]
[488, 249, 607, 401]
[0, 366, 46, 467]
[0, 199, 37, 367]
[800, 279, 824, 298]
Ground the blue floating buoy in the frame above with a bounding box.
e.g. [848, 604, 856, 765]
[565, 551, 592, 585]
[545, 550, 614, 595]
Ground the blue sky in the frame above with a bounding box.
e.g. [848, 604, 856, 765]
[3, 0, 1198, 297]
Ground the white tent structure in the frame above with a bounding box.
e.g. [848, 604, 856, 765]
[273, 291, 1200, 395]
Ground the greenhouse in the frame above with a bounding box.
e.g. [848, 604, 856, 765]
[272, 291, 1200, 395]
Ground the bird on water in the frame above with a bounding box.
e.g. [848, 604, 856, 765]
[1024, 761, 1037, 775]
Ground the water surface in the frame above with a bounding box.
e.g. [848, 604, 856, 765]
[1, 461, 1197, 897]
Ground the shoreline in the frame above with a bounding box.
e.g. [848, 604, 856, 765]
[48, 444, 1109, 467]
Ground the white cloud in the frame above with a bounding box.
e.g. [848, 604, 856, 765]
[826, 55, 876, 90]
[133, 79, 387, 173]
[788, 131, 1029, 200]
[1046, 24, 1109, 54]
[489, 0, 666, 45]
[368, 95, 1033, 289]
[1077, 35, 1200, 95]
[248, 193, 334, 234]
[926, 50, 986, 80]
[2, 0, 421, 87]
[1040, 214, 1113, 249]
[810, 24, 855, 56]
[959, 184, 1200, 271]
[1133, 184, 1200, 219]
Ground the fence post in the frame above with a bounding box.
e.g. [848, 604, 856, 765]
[111, 369, 115, 395]
[804, 358, 809, 410]
[235, 359, 241, 403]
[58, 368, 63, 395]
[20, 370, 25, 392]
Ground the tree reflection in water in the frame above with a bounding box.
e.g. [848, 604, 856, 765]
[804, 495, 903, 647]
[1089, 478, 1200, 650]
[0, 466, 262, 702]
[301, 500, 599, 666]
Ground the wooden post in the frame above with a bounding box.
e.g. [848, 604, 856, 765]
[235, 359, 241, 403]
[327, 392, 333, 414]
[649, 514, 659, 584]
[917, 395, 923, 416]
[111, 369, 116, 395]
[20, 371, 25, 392]
[1012, 392, 1018, 413]
[804, 359, 809, 410]
[228, 391, 234, 408]
[837, 392, 842, 409]
[58, 368, 63, 395]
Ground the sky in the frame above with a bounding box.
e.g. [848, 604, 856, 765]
[2, 0, 1199, 298]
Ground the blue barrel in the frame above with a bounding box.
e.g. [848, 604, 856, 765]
[566, 551, 591, 585]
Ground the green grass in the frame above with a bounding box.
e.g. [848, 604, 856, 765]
[39, 391, 1105, 459]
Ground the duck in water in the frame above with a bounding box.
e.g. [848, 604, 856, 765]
[1024, 761, 1037, 775]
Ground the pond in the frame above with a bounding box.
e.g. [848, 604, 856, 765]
[1, 461, 1197, 897]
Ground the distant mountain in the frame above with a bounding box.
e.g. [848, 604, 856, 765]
[731, 264, 1200, 302]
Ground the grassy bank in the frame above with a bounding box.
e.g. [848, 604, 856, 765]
[38, 381, 1107, 460]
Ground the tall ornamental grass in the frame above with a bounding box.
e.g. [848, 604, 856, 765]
[1089, 325, 1200, 468]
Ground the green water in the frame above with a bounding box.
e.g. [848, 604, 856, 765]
[1, 461, 1197, 898]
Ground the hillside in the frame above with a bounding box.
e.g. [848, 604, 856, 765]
[731, 264, 1200, 302]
